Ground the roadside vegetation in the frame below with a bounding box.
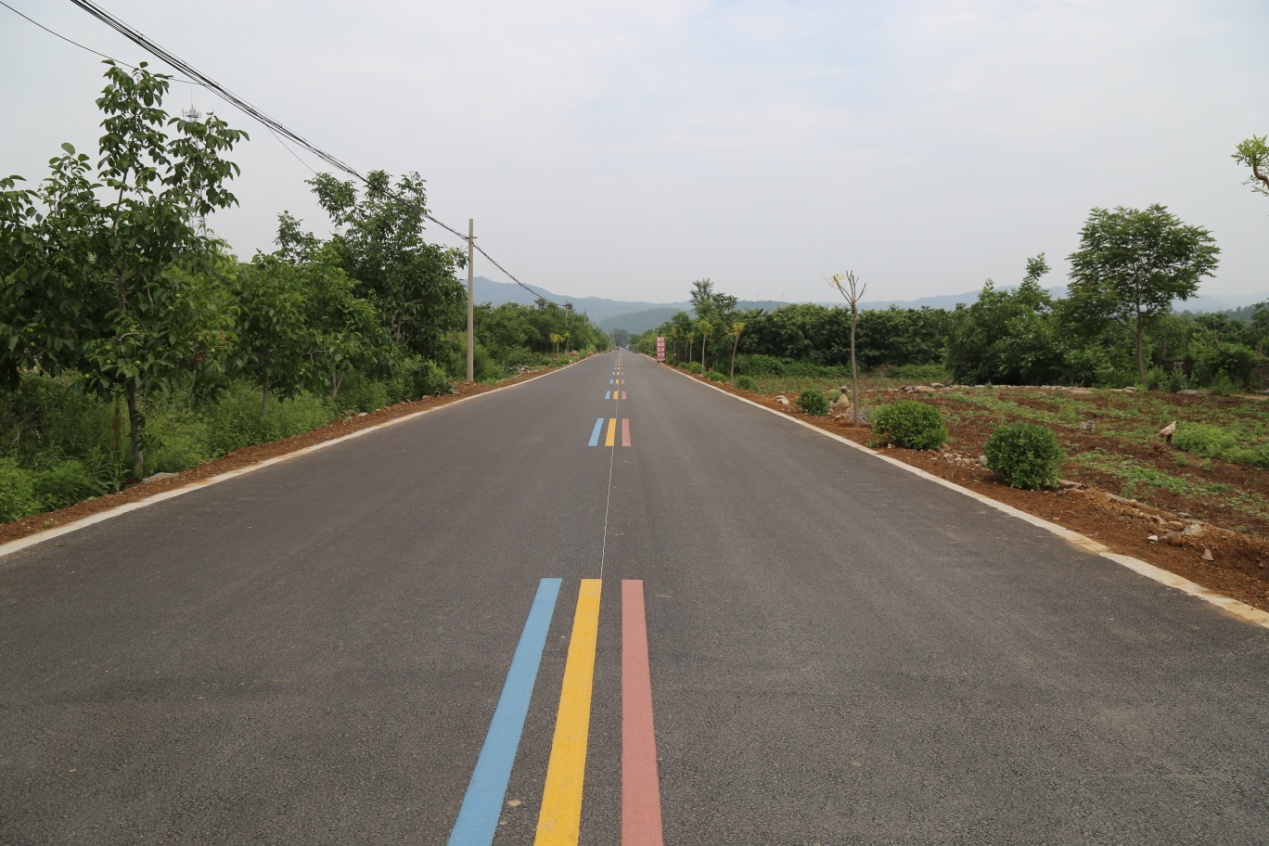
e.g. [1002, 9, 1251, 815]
[0, 62, 608, 523]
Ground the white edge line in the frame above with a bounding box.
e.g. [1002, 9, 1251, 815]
[0, 364, 576, 562]
[665, 363, 1269, 630]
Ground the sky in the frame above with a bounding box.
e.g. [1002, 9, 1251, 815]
[2, 0, 1267, 306]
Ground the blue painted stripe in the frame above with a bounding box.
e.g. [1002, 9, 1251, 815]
[588, 418, 604, 446]
[448, 578, 562, 846]
[605, 390, 612, 400]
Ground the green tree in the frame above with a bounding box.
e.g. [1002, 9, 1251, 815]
[1067, 205, 1220, 383]
[0, 61, 246, 479]
[232, 252, 314, 414]
[945, 256, 1066, 386]
[299, 247, 386, 399]
[1232, 135, 1269, 198]
[308, 170, 466, 363]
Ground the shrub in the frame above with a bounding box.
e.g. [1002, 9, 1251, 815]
[334, 373, 391, 415]
[32, 459, 106, 510]
[412, 360, 453, 397]
[686, 362, 704, 374]
[704, 370, 727, 382]
[0, 459, 40, 523]
[871, 400, 947, 450]
[887, 363, 952, 383]
[797, 389, 830, 416]
[734, 354, 786, 376]
[734, 375, 758, 390]
[1171, 423, 1237, 461]
[984, 422, 1064, 489]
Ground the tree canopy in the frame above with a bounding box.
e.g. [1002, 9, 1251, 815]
[1067, 205, 1220, 381]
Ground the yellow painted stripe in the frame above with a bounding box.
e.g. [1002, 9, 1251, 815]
[535, 579, 603, 846]
[604, 418, 617, 447]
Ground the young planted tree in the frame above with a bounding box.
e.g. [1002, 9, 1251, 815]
[697, 319, 712, 371]
[728, 321, 746, 381]
[0, 61, 246, 479]
[828, 271, 866, 425]
[1068, 205, 1220, 383]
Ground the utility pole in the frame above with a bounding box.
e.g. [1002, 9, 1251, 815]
[466, 218, 474, 382]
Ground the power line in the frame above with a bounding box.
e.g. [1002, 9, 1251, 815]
[0, 0, 194, 82]
[62, 0, 557, 304]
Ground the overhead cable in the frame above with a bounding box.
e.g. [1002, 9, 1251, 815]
[61, 0, 557, 303]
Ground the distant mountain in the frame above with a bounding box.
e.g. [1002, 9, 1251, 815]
[470, 277, 1267, 335]
[471, 277, 687, 325]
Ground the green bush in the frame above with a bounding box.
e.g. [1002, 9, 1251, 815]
[0, 459, 41, 523]
[734, 354, 786, 376]
[412, 360, 453, 396]
[871, 400, 947, 450]
[984, 422, 1064, 489]
[704, 370, 727, 382]
[1145, 366, 1192, 393]
[686, 362, 704, 374]
[734, 375, 758, 390]
[887, 363, 952, 383]
[32, 459, 106, 510]
[334, 372, 391, 415]
[797, 389, 830, 416]
[1171, 423, 1238, 460]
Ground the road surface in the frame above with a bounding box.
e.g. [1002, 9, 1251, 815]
[3, 351, 1268, 844]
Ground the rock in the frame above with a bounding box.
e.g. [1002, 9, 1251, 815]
[1202, 547, 1214, 562]
[357, 412, 369, 417]
[143, 471, 179, 483]
[929, 382, 946, 389]
[913, 385, 936, 393]
[1058, 479, 1083, 490]
[1147, 534, 1159, 542]
[1182, 523, 1207, 537]
[775, 395, 791, 406]
[977, 454, 989, 466]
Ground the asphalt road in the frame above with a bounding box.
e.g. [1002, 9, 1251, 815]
[2, 351, 1268, 845]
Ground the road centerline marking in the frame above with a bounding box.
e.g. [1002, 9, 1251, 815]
[535, 579, 603, 846]
[448, 578, 562, 846]
[622, 580, 664, 846]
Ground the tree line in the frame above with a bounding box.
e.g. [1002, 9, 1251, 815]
[0, 62, 608, 506]
[634, 207, 1267, 392]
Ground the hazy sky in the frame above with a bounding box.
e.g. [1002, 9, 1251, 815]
[3, 0, 1267, 305]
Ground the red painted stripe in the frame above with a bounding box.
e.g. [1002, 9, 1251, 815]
[622, 418, 631, 447]
[621, 580, 664, 846]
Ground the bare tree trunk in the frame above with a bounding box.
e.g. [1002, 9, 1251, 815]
[261, 371, 270, 417]
[730, 336, 740, 381]
[1136, 311, 1146, 384]
[851, 303, 860, 426]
